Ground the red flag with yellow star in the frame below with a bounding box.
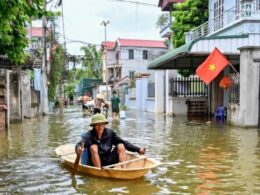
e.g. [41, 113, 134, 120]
[196, 48, 230, 84]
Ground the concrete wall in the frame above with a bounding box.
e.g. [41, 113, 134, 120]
[229, 46, 260, 127]
[166, 70, 178, 114]
[128, 98, 136, 109]
[216, 21, 260, 36]
[168, 97, 188, 115]
[21, 70, 32, 118]
[146, 98, 155, 112]
[155, 70, 165, 113]
[136, 78, 142, 110]
[9, 71, 21, 122]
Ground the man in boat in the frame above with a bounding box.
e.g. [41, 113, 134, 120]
[75, 113, 146, 168]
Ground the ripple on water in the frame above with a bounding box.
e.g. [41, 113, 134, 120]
[0, 109, 259, 194]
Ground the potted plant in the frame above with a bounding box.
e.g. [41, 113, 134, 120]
[120, 104, 127, 119]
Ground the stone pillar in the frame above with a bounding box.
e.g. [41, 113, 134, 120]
[135, 77, 142, 110]
[141, 75, 149, 112]
[230, 46, 260, 127]
[165, 70, 178, 114]
[40, 70, 49, 115]
[155, 70, 165, 113]
[21, 70, 32, 118]
[6, 70, 10, 128]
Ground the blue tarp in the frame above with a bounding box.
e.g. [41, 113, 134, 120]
[34, 68, 41, 91]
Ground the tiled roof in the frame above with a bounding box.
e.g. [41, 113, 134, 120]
[29, 27, 51, 37]
[117, 38, 166, 48]
[30, 27, 44, 37]
[101, 41, 115, 50]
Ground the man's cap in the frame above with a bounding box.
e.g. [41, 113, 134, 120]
[90, 113, 109, 126]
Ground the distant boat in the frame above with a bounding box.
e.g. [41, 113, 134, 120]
[55, 144, 160, 179]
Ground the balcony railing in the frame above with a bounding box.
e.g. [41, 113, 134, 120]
[159, 23, 172, 38]
[187, 2, 260, 42]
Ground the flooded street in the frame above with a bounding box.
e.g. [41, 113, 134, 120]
[0, 108, 260, 194]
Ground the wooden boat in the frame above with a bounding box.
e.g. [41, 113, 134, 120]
[55, 144, 160, 179]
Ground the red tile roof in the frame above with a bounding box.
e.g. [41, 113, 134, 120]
[30, 27, 44, 37]
[101, 41, 115, 50]
[29, 27, 51, 37]
[117, 38, 166, 48]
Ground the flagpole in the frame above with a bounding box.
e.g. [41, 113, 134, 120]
[228, 63, 239, 74]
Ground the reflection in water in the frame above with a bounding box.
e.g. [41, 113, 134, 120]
[0, 108, 260, 194]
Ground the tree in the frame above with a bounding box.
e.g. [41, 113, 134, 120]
[172, 0, 208, 77]
[0, 0, 48, 64]
[48, 44, 66, 101]
[81, 44, 102, 79]
[156, 13, 170, 30]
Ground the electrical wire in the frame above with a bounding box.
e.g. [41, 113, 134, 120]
[104, 0, 157, 7]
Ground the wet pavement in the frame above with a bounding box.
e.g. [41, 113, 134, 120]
[0, 107, 260, 194]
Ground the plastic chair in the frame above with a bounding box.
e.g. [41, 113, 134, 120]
[214, 106, 225, 120]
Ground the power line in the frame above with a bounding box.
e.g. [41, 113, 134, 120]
[105, 0, 157, 7]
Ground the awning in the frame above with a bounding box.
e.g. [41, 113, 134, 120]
[148, 36, 247, 70]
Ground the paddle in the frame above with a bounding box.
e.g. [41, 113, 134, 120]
[72, 143, 84, 176]
[103, 156, 148, 169]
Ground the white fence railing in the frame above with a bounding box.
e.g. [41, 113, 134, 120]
[188, 2, 260, 41]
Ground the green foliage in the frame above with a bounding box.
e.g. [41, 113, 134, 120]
[172, 0, 208, 77]
[81, 44, 102, 79]
[64, 66, 89, 98]
[64, 83, 75, 100]
[48, 44, 66, 101]
[0, 0, 48, 64]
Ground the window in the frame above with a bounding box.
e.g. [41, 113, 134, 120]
[143, 50, 148, 60]
[129, 71, 135, 79]
[235, 0, 240, 15]
[214, 0, 224, 30]
[129, 49, 134, 59]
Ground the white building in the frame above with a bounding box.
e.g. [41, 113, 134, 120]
[102, 38, 167, 84]
[101, 39, 168, 111]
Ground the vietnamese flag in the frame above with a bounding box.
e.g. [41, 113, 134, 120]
[196, 48, 230, 84]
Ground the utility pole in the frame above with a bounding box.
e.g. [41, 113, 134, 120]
[41, 0, 49, 115]
[101, 20, 110, 101]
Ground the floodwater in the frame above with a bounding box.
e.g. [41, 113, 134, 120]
[0, 108, 260, 195]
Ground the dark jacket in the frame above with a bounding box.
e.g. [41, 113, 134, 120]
[76, 128, 140, 156]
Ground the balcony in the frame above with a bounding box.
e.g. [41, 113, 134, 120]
[160, 23, 172, 38]
[107, 64, 122, 84]
[186, 3, 260, 42]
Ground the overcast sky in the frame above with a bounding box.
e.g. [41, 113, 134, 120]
[56, 0, 163, 55]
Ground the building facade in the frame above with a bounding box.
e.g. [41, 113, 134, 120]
[148, 0, 260, 127]
[102, 38, 168, 111]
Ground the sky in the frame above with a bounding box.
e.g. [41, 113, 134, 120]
[56, 0, 164, 55]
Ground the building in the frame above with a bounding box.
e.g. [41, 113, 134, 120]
[101, 38, 167, 110]
[102, 38, 167, 85]
[149, 0, 260, 127]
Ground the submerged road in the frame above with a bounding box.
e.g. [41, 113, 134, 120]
[0, 108, 259, 194]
